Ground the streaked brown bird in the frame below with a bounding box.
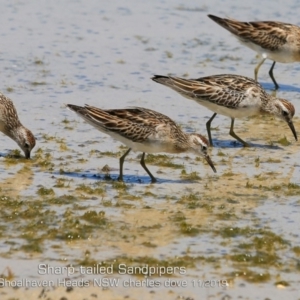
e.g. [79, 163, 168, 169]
[152, 74, 297, 146]
[208, 14, 300, 89]
[0, 93, 36, 159]
[66, 104, 216, 183]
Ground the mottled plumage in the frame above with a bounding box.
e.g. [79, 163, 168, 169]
[0, 93, 36, 158]
[152, 74, 297, 146]
[208, 14, 300, 89]
[66, 104, 216, 183]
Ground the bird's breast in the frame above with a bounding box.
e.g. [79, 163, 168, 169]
[237, 37, 300, 63]
[196, 99, 260, 118]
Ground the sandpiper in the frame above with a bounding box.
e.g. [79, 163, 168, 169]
[0, 93, 36, 158]
[152, 74, 297, 147]
[66, 104, 216, 183]
[208, 14, 300, 89]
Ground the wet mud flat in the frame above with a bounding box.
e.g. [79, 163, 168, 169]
[0, 115, 300, 299]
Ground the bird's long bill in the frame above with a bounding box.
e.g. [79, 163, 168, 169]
[288, 121, 298, 141]
[205, 154, 217, 173]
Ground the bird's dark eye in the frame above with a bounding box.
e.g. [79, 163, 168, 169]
[25, 143, 30, 148]
[203, 146, 207, 151]
[282, 111, 288, 116]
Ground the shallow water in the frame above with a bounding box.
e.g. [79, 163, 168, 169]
[0, 0, 300, 299]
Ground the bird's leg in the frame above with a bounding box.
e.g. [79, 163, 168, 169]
[206, 113, 217, 147]
[140, 152, 157, 183]
[229, 118, 250, 147]
[268, 61, 279, 90]
[118, 148, 131, 181]
[254, 58, 266, 81]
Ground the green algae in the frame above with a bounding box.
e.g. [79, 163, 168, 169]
[277, 136, 291, 146]
[180, 170, 201, 180]
[144, 154, 184, 169]
[75, 184, 105, 196]
[227, 269, 271, 283]
[37, 186, 55, 196]
[81, 210, 107, 225]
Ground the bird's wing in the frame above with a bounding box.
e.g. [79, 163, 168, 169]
[208, 15, 292, 50]
[153, 74, 261, 108]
